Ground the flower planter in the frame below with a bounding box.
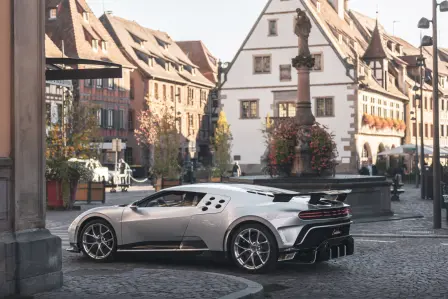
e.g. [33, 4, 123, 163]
[47, 180, 63, 208]
[162, 178, 182, 189]
[210, 177, 221, 183]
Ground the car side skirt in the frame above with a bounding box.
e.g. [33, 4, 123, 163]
[116, 239, 209, 252]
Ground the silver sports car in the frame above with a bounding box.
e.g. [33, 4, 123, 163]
[67, 183, 354, 273]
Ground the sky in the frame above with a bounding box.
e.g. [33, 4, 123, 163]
[88, 0, 448, 62]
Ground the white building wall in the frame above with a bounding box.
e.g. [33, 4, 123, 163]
[222, 0, 356, 173]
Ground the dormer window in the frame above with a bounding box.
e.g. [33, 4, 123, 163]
[102, 41, 108, 52]
[180, 65, 184, 72]
[166, 63, 171, 71]
[49, 8, 57, 20]
[83, 12, 89, 23]
[208, 55, 217, 66]
[192, 68, 196, 75]
[316, 1, 321, 12]
[150, 57, 154, 67]
[155, 37, 168, 50]
[92, 39, 98, 51]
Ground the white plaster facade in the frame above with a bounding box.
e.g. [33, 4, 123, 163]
[221, 0, 356, 173]
[356, 89, 405, 164]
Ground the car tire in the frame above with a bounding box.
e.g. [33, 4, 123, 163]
[79, 219, 117, 262]
[229, 223, 278, 273]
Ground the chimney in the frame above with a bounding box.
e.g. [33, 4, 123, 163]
[333, 0, 346, 19]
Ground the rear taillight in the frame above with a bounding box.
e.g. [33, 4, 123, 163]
[298, 207, 351, 220]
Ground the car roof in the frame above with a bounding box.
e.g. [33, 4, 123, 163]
[165, 183, 297, 196]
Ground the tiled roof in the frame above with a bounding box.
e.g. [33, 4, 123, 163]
[360, 72, 408, 101]
[362, 20, 388, 60]
[305, 0, 369, 60]
[45, 34, 65, 58]
[45, 0, 133, 69]
[177, 40, 218, 83]
[101, 14, 213, 87]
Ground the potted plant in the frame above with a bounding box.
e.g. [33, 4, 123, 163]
[135, 104, 181, 190]
[393, 119, 400, 130]
[374, 116, 383, 130]
[263, 119, 337, 177]
[45, 89, 101, 209]
[209, 167, 222, 183]
[362, 113, 375, 127]
[46, 158, 93, 210]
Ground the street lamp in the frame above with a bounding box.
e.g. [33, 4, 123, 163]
[411, 87, 419, 188]
[416, 52, 427, 199]
[417, 0, 448, 229]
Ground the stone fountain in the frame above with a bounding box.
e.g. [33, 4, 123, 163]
[230, 9, 393, 219]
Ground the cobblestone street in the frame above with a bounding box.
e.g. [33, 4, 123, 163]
[41, 184, 448, 299]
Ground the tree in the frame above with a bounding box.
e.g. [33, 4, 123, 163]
[212, 111, 232, 177]
[46, 89, 102, 160]
[135, 103, 180, 179]
[152, 107, 180, 179]
[45, 89, 99, 209]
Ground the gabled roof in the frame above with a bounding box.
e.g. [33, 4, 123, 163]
[306, 0, 369, 60]
[45, 0, 133, 69]
[100, 14, 213, 87]
[45, 34, 66, 58]
[177, 40, 218, 84]
[362, 19, 388, 61]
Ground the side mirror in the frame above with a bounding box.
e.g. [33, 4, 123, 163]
[130, 205, 138, 211]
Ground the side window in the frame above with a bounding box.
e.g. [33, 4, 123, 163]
[138, 191, 206, 207]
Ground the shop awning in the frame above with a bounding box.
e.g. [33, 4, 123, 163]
[45, 57, 122, 80]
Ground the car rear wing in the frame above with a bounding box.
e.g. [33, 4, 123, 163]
[272, 189, 352, 204]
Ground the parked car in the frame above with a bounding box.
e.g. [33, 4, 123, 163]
[68, 158, 111, 183]
[66, 183, 354, 273]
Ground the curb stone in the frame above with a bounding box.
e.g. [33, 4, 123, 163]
[209, 272, 264, 299]
[352, 233, 448, 238]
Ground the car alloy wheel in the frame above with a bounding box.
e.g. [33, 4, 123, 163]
[230, 224, 277, 273]
[80, 220, 116, 261]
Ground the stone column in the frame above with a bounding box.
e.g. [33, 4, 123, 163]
[0, 0, 62, 296]
[291, 8, 316, 176]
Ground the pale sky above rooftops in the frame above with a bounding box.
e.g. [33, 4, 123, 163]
[88, 0, 447, 61]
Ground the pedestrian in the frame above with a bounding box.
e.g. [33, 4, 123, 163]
[119, 159, 126, 184]
[232, 161, 241, 177]
[359, 158, 378, 176]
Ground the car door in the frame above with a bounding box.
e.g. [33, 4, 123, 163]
[120, 191, 205, 250]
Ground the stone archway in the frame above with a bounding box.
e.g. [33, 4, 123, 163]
[361, 142, 372, 161]
[376, 143, 387, 174]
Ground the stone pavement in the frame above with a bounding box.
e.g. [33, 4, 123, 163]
[34, 268, 263, 299]
[351, 184, 448, 237]
[39, 183, 448, 299]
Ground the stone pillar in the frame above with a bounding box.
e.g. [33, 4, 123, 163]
[0, 0, 62, 296]
[291, 9, 316, 176]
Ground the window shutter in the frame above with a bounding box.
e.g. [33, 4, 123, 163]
[119, 110, 124, 129]
[114, 110, 119, 130]
[100, 109, 105, 128]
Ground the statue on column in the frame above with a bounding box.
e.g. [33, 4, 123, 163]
[292, 8, 316, 175]
[292, 8, 315, 69]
